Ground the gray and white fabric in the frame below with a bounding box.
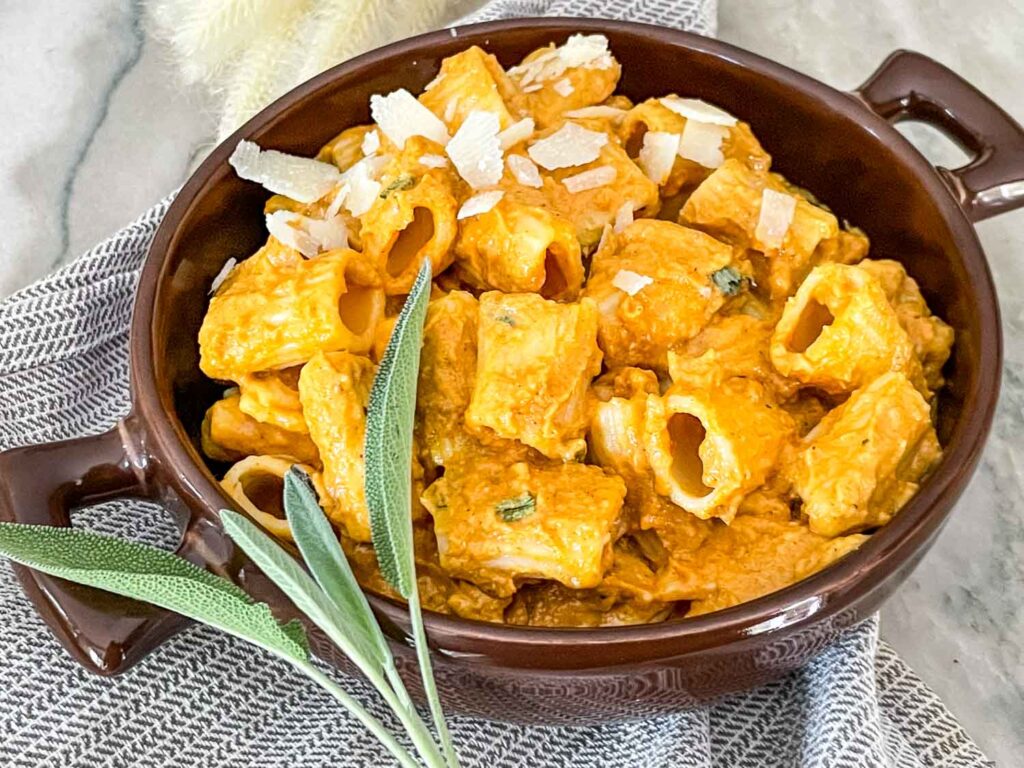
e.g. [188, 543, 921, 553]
[0, 1, 993, 766]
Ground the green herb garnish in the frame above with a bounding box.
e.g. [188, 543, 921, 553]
[496, 313, 515, 326]
[711, 266, 744, 296]
[0, 261, 458, 768]
[380, 174, 417, 198]
[365, 259, 459, 768]
[495, 493, 536, 522]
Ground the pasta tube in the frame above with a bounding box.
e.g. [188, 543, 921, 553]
[221, 455, 330, 542]
[298, 351, 376, 542]
[645, 378, 793, 521]
[466, 292, 602, 461]
[421, 447, 627, 597]
[583, 219, 734, 371]
[786, 372, 941, 537]
[454, 198, 583, 299]
[201, 391, 319, 466]
[199, 248, 384, 380]
[770, 262, 926, 394]
[236, 366, 307, 434]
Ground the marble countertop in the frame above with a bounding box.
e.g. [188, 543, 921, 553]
[1, 0, 1020, 764]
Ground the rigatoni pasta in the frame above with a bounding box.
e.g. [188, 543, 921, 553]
[200, 33, 952, 627]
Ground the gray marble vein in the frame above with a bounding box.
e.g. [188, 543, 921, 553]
[0, 0, 1021, 764]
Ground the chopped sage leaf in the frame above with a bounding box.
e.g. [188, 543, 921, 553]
[495, 493, 536, 522]
[711, 266, 744, 296]
[496, 314, 516, 326]
[380, 174, 417, 198]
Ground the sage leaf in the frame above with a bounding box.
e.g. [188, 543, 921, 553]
[711, 266, 744, 295]
[220, 509, 383, 672]
[495, 493, 536, 522]
[283, 468, 449, 768]
[0, 522, 308, 663]
[283, 467, 391, 664]
[365, 258, 432, 599]
[365, 258, 459, 768]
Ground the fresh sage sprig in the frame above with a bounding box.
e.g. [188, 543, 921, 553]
[0, 522, 420, 768]
[365, 260, 459, 768]
[222, 469, 448, 768]
[0, 257, 458, 767]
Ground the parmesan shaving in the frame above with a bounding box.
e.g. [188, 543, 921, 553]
[521, 83, 543, 93]
[563, 105, 626, 119]
[637, 131, 680, 185]
[324, 183, 349, 219]
[678, 120, 728, 169]
[506, 154, 543, 188]
[659, 96, 737, 127]
[614, 201, 634, 233]
[553, 78, 575, 97]
[342, 157, 384, 217]
[498, 117, 535, 149]
[612, 269, 654, 296]
[266, 211, 348, 258]
[228, 139, 341, 204]
[209, 258, 237, 294]
[361, 129, 380, 156]
[755, 188, 797, 249]
[370, 88, 451, 149]
[527, 122, 608, 170]
[419, 153, 449, 168]
[595, 222, 614, 254]
[509, 34, 613, 86]
[424, 72, 445, 91]
[446, 110, 503, 189]
[457, 190, 504, 219]
[562, 165, 616, 193]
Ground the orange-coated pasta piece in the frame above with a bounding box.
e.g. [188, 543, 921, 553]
[466, 292, 602, 461]
[786, 372, 941, 537]
[583, 219, 734, 371]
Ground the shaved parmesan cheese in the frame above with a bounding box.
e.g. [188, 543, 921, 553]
[562, 165, 616, 193]
[498, 117, 535, 149]
[343, 157, 385, 217]
[612, 269, 654, 296]
[678, 120, 728, 169]
[506, 154, 543, 188]
[637, 131, 680, 185]
[209, 258, 237, 294]
[361, 129, 380, 156]
[563, 105, 626, 119]
[660, 96, 737, 127]
[596, 290, 622, 317]
[521, 83, 543, 93]
[266, 211, 348, 258]
[553, 78, 574, 97]
[509, 34, 612, 86]
[446, 110, 503, 189]
[229, 140, 341, 204]
[528, 122, 608, 170]
[419, 153, 449, 168]
[370, 88, 451, 149]
[325, 183, 349, 219]
[614, 201, 634, 233]
[457, 190, 504, 219]
[755, 188, 797, 249]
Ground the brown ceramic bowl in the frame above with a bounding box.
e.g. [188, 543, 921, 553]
[1, 19, 1020, 724]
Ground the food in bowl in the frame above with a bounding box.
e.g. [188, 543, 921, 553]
[197, 34, 954, 627]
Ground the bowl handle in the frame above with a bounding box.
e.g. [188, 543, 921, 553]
[853, 49, 1024, 222]
[0, 412, 234, 676]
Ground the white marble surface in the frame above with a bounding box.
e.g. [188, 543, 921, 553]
[0, 0, 1021, 764]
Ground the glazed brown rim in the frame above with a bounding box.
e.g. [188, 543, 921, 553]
[133, 18, 1002, 659]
